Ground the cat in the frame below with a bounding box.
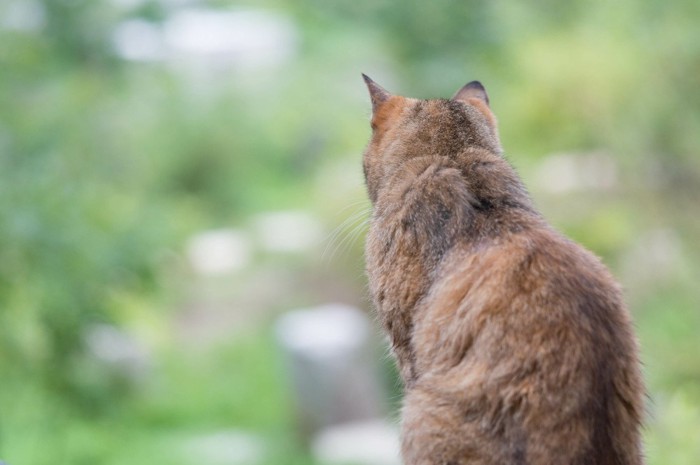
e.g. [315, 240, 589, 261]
[361, 74, 645, 465]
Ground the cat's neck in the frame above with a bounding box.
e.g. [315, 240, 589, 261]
[454, 148, 534, 212]
[378, 147, 542, 242]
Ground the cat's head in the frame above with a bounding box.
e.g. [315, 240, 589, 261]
[361, 74, 501, 203]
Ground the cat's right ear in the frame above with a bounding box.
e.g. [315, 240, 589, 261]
[452, 81, 498, 132]
[452, 81, 490, 106]
[362, 74, 391, 113]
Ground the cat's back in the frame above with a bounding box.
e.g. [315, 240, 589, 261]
[414, 226, 636, 380]
[411, 228, 645, 465]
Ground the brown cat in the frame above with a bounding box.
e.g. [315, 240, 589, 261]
[361, 74, 645, 465]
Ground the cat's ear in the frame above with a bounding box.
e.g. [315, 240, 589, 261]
[452, 81, 490, 106]
[362, 74, 391, 113]
[453, 81, 499, 139]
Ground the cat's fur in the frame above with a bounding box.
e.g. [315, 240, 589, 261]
[361, 74, 645, 465]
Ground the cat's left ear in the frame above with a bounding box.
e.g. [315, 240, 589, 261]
[362, 74, 391, 113]
[452, 81, 489, 106]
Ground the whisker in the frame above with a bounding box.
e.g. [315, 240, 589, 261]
[344, 217, 370, 254]
[324, 211, 370, 263]
[333, 199, 370, 215]
[330, 216, 369, 263]
[323, 208, 366, 243]
[321, 208, 370, 260]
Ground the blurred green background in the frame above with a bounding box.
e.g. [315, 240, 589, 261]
[1, 0, 699, 464]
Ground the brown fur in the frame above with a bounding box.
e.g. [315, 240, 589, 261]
[361, 75, 645, 465]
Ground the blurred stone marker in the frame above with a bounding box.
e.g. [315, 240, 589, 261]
[163, 8, 297, 70]
[186, 228, 251, 276]
[312, 419, 401, 465]
[85, 323, 151, 382]
[183, 430, 265, 465]
[275, 304, 385, 439]
[112, 7, 298, 72]
[1, 0, 45, 32]
[253, 210, 323, 253]
[534, 151, 618, 193]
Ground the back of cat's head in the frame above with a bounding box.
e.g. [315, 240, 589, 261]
[361, 74, 501, 202]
